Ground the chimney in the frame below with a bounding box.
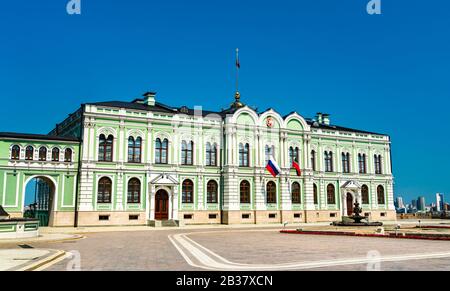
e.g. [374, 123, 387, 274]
[316, 112, 323, 124]
[322, 114, 331, 125]
[143, 92, 156, 106]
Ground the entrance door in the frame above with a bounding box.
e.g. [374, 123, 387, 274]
[24, 177, 55, 227]
[346, 193, 353, 216]
[155, 190, 169, 220]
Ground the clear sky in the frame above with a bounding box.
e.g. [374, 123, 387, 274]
[1, 0, 449, 204]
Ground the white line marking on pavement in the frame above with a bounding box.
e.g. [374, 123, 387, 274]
[169, 231, 450, 271]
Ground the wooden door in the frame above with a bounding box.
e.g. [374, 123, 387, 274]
[155, 190, 169, 220]
[346, 193, 353, 216]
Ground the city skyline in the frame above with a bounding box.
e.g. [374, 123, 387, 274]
[0, 1, 449, 202]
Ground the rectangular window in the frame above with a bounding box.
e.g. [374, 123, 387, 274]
[242, 214, 251, 219]
[129, 215, 139, 221]
[208, 214, 217, 219]
[99, 215, 110, 221]
[183, 214, 193, 220]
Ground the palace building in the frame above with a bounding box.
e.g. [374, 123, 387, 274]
[0, 91, 395, 227]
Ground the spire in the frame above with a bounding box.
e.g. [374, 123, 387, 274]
[231, 48, 245, 109]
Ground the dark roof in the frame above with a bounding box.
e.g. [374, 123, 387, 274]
[87, 99, 387, 136]
[87, 100, 226, 118]
[86, 101, 178, 114]
[0, 132, 80, 142]
[306, 120, 387, 136]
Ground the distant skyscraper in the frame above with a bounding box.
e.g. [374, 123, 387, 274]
[395, 197, 405, 209]
[417, 196, 426, 211]
[411, 199, 417, 209]
[436, 193, 445, 212]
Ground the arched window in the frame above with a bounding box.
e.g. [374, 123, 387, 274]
[182, 179, 194, 203]
[311, 150, 316, 171]
[239, 143, 250, 167]
[358, 154, 367, 174]
[64, 148, 72, 163]
[128, 136, 142, 163]
[11, 145, 20, 160]
[206, 180, 218, 204]
[313, 183, 318, 204]
[155, 138, 169, 164]
[52, 148, 60, 162]
[265, 145, 275, 164]
[291, 182, 301, 204]
[377, 185, 385, 205]
[327, 184, 336, 205]
[240, 180, 251, 204]
[361, 184, 369, 204]
[324, 151, 333, 172]
[205, 142, 217, 167]
[25, 146, 34, 160]
[39, 147, 47, 161]
[266, 181, 277, 204]
[98, 134, 114, 162]
[181, 141, 194, 165]
[127, 178, 141, 204]
[374, 155, 383, 174]
[342, 152, 350, 173]
[98, 177, 112, 203]
[289, 147, 300, 165]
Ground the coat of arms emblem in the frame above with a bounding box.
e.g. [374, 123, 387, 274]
[266, 117, 274, 128]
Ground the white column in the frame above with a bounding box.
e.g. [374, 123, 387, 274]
[197, 176, 204, 210]
[118, 121, 125, 163]
[88, 124, 95, 161]
[149, 185, 155, 220]
[173, 185, 179, 220]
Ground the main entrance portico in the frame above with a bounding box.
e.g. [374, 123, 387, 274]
[148, 174, 179, 223]
[340, 180, 362, 217]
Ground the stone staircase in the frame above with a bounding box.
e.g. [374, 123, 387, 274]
[147, 220, 180, 228]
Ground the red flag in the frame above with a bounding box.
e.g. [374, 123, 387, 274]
[292, 159, 301, 176]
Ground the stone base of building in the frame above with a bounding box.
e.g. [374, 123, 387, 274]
[50, 211, 76, 227]
[304, 210, 342, 223]
[179, 211, 221, 225]
[221, 210, 307, 225]
[77, 211, 147, 227]
[8, 209, 397, 227]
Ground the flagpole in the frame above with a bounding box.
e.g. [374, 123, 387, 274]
[236, 48, 239, 94]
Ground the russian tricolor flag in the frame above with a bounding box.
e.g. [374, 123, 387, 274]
[266, 156, 282, 178]
[293, 159, 302, 176]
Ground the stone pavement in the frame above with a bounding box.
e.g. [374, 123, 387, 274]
[0, 233, 83, 245]
[0, 219, 448, 271]
[37, 219, 438, 235]
[0, 249, 65, 271]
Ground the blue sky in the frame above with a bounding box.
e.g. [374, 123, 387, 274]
[1, 0, 449, 205]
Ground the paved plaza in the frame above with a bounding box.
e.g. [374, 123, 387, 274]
[1, 225, 450, 271]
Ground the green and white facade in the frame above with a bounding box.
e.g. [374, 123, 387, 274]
[0, 92, 395, 227]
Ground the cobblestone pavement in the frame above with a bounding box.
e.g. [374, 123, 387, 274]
[1, 227, 450, 271]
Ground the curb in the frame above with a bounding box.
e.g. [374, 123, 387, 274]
[280, 230, 450, 241]
[16, 250, 66, 271]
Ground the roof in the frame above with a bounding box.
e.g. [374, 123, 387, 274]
[0, 132, 80, 142]
[87, 99, 387, 136]
[86, 101, 178, 114]
[306, 119, 387, 136]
